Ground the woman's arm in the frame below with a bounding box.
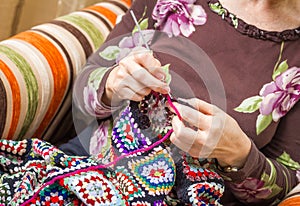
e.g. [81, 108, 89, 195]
[72, 0, 155, 118]
[221, 142, 297, 205]
[170, 98, 299, 205]
[224, 103, 300, 205]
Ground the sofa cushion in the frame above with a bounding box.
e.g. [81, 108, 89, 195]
[0, 0, 131, 141]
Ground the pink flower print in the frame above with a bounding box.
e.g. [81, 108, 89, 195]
[89, 120, 110, 155]
[231, 177, 272, 202]
[152, 0, 207, 37]
[116, 29, 155, 63]
[297, 170, 300, 183]
[259, 67, 300, 121]
[83, 85, 101, 116]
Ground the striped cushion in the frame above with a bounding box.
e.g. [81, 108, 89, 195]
[0, 0, 131, 141]
[279, 196, 300, 206]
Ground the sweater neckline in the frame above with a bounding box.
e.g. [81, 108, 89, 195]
[207, 0, 300, 42]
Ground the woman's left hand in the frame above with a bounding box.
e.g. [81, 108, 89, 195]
[170, 98, 252, 169]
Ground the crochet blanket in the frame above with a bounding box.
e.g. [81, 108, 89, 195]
[0, 93, 224, 205]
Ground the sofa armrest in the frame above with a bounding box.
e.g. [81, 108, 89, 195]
[0, 0, 131, 142]
[279, 184, 300, 206]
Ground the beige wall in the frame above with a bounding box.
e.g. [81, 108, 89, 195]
[0, 0, 102, 40]
[0, 0, 20, 40]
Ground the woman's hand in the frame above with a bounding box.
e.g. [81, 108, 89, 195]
[170, 98, 252, 169]
[102, 51, 170, 106]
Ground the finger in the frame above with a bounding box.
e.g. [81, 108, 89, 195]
[115, 87, 147, 102]
[122, 59, 170, 94]
[182, 98, 216, 115]
[170, 133, 193, 153]
[171, 117, 210, 158]
[172, 102, 211, 130]
[188, 130, 214, 158]
[171, 116, 206, 146]
[170, 128, 208, 157]
[133, 52, 165, 80]
[118, 76, 152, 97]
[171, 131, 211, 158]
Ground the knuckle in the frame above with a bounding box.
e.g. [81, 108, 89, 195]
[148, 60, 162, 73]
[132, 70, 144, 80]
[177, 126, 185, 137]
[154, 58, 162, 67]
[210, 118, 223, 134]
[118, 92, 126, 99]
[147, 65, 157, 73]
[115, 68, 125, 78]
[111, 79, 120, 89]
[196, 114, 202, 128]
[133, 94, 143, 102]
[133, 52, 145, 61]
[195, 136, 204, 146]
[141, 88, 151, 96]
[118, 61, 129, 72]
[212, 105, 218, 112]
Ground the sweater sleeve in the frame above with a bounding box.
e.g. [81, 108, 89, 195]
[72, 0, 153, 119]
[217, 103, 300, 205]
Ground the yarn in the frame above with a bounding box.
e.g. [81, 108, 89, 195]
[21, 92, 179, 205]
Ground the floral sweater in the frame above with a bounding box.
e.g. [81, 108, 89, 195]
[73, 0, 300, 205]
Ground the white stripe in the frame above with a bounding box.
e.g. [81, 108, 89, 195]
[33, 23, 87, 78]
[2, 39, 54, 138]
[0, 70, 13, 139]
[0, 51, 28, 139]
[73, 11, 111, 45]
[56, 14, 96, 52]
[96, 2, 126, 16]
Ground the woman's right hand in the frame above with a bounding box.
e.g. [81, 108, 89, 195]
[102, 51, 170, 106]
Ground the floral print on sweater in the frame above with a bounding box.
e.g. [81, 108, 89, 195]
[82, 0, 300, 205]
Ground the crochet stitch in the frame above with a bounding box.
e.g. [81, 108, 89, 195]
[0, 92, 224, 205]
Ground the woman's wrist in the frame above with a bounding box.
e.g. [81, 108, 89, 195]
[217, 134, 251, 171]
[216, 161, 240, 173]
[102, 88, 123, 107]
[103, 72, 123, 107]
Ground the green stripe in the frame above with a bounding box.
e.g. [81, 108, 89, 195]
[0, 45, 38, 139]
[59, 14, 104, 49]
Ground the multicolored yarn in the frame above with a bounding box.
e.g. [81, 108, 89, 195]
[0, 92, 224, 205]
[112, 106, 152, 154]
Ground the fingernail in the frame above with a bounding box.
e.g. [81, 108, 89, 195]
[162, 86, 170, 93]
[155, 72, 165, 81]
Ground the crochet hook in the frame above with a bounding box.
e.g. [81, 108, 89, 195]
[130, 10, 173, 99]
[130, 10, 150, 50]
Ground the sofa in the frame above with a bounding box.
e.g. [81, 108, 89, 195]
[0, 0, 131, 144]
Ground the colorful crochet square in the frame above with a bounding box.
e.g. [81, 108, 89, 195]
[0, 92, 224, 205]
[112, 107, 152, 154]
[61, 170, 125, 205]
[129, 146, 175, 196]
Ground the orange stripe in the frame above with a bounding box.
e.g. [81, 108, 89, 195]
[13, 31, 69, 138]
[84, 5, 117, 25]
[0, 59, 21, 139]
[279, 196, 300, 206]
[120, 0, 132, 7]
